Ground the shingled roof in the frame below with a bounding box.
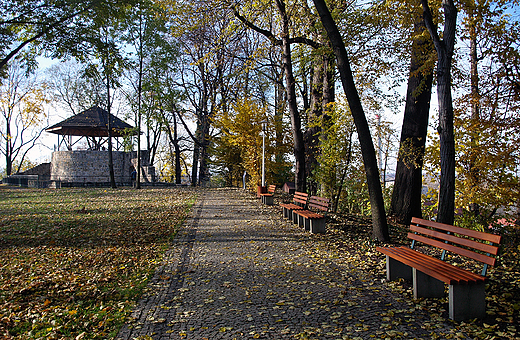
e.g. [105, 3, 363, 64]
[46, 106, 136, 137]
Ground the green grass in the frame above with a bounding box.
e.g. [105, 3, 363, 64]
[0, 187, 195, 339]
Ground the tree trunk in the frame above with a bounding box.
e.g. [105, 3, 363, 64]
[274, 71, 285, 166]
[322, 52, 335, 111]
[312, 0, 389, 241]
[390, 13, 434, 225]
[191, 119, 201, 187]
[422, 0, 457, 225]
[468, 1, 481, 215]
[163, 109, 182, 185]
[173, 112, 182, 185]
[136, 12, 144, 189]
[198, 113, 211, 186]
[106, 74, 116, 189]
[275, 0, 306, 192]
[5, 118, 12, 176]
[304, 58, 324, 195]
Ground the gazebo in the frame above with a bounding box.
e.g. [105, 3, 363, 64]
[43, 106, 154, 186]
[46, 106, 137, 151]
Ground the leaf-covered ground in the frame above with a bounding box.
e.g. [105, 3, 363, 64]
[2, 187, 519, 339]
[315, 212, 520, 339]
[0, 187, 195, 339]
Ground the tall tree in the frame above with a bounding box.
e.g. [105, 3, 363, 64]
[390, 6, 435, 225]
[78, 3, 130, 188]
[451, 0, 520, 222]
[123, 0, 172, 188]
[275, 0, 307, 192]
[421, 0, 458, 225]
[0, 61, 49, 175]
[231, 0, 322, 192]
[311, 0, 389, 241]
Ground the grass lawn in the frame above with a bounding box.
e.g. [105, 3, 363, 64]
[0, 186, 195, 339]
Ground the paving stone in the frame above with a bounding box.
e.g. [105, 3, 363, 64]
[116, 188, 463, 340]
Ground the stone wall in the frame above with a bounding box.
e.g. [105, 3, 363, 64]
[50, 150, 154, 184]
[19, 163, 51, 180]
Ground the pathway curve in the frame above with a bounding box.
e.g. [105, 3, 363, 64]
[117, 188, 463, 340]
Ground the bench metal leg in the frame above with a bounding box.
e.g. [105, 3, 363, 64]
[310, 218, 325, 233]
[385, 256, 412, 281]
[449, 283, 486, 321]
[296, 213, 306, 229]
[291, 210, 299, 224]
[413, 268, 445, 298]
[282, 207, 290, 219]
[303, 216, 310, 231]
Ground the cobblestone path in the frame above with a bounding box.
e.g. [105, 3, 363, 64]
[117, 188, 463, 340]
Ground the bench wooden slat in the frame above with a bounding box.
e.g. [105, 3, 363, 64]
[280, 203, 305, 210]
[295, 210, 323, 219]
[295, 195, 330, 219]
[260, 185, 276, 197]
[280, 191, 308, 207]
[410, 225, 500, 255]
[408, 232, 498, 266]
[378, 217, 501, 321]
[411, 217, 502, 244]
[378, 246, 485, 284]
[307, 196, 330, 212]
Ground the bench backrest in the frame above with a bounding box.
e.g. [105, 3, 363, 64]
[409, 217, 502, 276]
[292, 191, 308, 207]
[307, 196, 330, 214]
[267, 185, 276, 194]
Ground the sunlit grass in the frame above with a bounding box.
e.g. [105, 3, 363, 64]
[0, 187, 196, 339]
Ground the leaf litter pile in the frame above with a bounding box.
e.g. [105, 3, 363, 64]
[0, 187, 195, 339]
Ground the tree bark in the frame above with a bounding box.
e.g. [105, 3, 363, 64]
[105, 65, 116, 189]
[390, 13, 434, 225]
[467, 1, 481, 215]
[422, 0, 457, 225]
[135, 10, 144, 189]
[275, 0, 306, 192]
[304, 58, 324, 194]
[312, 0, 389, 241]
[191, 118, 201, 187]
[198, 113, 211, 186]
[173, 112, 182, 184]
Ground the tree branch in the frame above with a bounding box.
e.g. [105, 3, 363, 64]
[420, 0, 442, 52]
[173, 105, 202, 147]
[232, 5, 321, 49]
[0, 4, 96, 72]
[231, 5, 281, 45]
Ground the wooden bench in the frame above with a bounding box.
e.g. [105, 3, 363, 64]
[293, 196, 330, 234]
[260, 184, 276, 205]
[280, 191, 308, 222]
[376, 217, 502, 321]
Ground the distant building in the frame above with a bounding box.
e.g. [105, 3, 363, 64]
[282, 182, 295, 194]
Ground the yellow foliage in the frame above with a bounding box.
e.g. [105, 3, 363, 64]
[214, 98, 268, 189]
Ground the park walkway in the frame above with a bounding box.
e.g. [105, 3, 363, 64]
[117, 188, 464, 340]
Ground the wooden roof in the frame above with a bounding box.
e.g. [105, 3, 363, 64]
[46, 106, 136, 137]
